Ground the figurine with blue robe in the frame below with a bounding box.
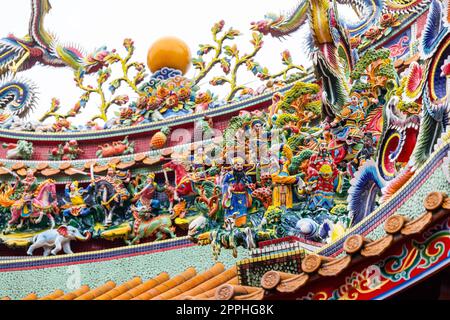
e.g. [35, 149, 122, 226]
[221, 157, 253, 227]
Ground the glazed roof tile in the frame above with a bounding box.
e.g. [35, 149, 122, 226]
[113, 272, 170, 300]
[57, 285, 90, 300]
[131, 267, 197, 300]
[175, 266, 237, 300]
[191, 276, 239, 300]
[21, 293, 38, 300]
[75, 281, 116, 300]
[95, 277, 142, 300]
[151, 263, 225, 300]
[39, 289, 64, 300]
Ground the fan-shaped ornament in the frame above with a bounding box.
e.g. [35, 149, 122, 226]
[403, 62, 426, 101]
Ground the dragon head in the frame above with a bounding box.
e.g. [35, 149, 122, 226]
[83, 47, 111, 74]
[250, 14, 283, 35]
[376, 96, 421, 181]
[250, 20, 271, 35]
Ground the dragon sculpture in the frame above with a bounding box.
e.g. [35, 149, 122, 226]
[251, 0, 432, 38]
[253, 0, 362, 115]
[253, 0, 449, 226]
[0, 0, 109, 119]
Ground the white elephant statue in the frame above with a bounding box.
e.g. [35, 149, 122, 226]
[27, 226, 91, 256]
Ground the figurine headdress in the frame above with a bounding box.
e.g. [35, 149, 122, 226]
[251, 118, 264, 128]
[70, 181, 80, 190]
[232, 157, 245, 165]
[350, 92, 362, 99]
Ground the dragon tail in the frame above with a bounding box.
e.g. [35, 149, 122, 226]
[412, 87, 448, 168]
[0, 74, 38, 118]
[420, 0, 448, 59]
[348, 160, 386, 226]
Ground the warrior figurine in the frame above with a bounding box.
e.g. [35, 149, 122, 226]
[221, 157, 253, 227]
[98, 164, 130, 202]
[192, 147, 211, 179]
[248, 119, 270, 166]
[16, 169, 38, 220]
[271, 145, 302, 209]
[62, 181, 93, 221]
[331, 92, 366, 144]
[307, 142, 341, 211]
[131, 173, 165, 218]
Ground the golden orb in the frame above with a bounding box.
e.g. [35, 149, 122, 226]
[147, 37, 191, 75]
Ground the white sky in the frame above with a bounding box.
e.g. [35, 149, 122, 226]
[0, 0, 334, 125]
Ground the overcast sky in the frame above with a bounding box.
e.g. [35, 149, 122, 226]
[0, 0, 320, 125]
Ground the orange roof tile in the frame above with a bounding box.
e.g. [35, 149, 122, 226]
[187, 272, 239, 300]
[117, 161, 136, 170]
[59, 162, 71, 170]
[57, 285, 90, 300]
[39, 289, 64, 300]
[113, 273, 170, 300]
[176, 266, 237, 300]
[40, 168, 61, 177]
[75, 281, 116, 300]
[36, 162, 49, 171]
[151, 263, 225, 300]
[95, 277, 142, 300]
[214, 284, 265, 301]
[134, 154, 147, 162]
[132, 267, 197, 300]
[21, 293, 38, 300]
[11, 162, 25, 171]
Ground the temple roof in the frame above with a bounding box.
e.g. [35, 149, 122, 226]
[2, 191, 447, 301]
